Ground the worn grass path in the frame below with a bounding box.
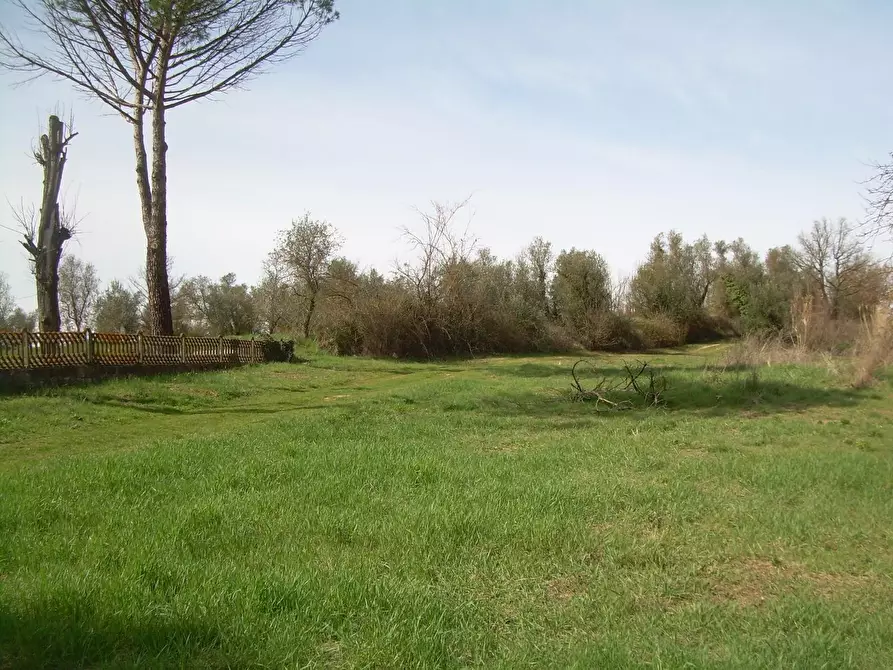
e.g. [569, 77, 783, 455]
[1, 348, 892, 668]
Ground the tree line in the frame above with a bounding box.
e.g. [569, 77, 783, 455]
[3, 1, 893, 348]
[4, 201, 889, 359]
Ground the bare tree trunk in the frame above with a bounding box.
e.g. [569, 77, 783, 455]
[142, 98, 173, 335]
[699, 280, 712, 308]
[34, 224, 64, 332]
[21, 115, 74, 332]
[303, 292, 316, 339]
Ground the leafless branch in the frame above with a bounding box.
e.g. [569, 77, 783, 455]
[862, 153, 893, 244]
[395, 196, 478, 304]
[568, 359, 666, 409]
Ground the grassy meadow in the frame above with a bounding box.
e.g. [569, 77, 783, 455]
[1, 345, 892, 668]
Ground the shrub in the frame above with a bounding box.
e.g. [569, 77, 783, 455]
[630, 314, 687, 349]
[686, 313, 736, 344]
[259, 337, 296, 362]
[853, 306, 893, 387]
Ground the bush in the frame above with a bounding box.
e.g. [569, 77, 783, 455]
[578, 311, 640, 351]
[686, 313, 736, 343]
[321, 320, 364, 356]
[630, 314, 687, 349]
[259, 337, 296, 362]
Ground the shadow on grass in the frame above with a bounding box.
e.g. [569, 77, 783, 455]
[92, 400, 331, 416]
[0, 604, 251, 669]
[486, 361, 758, 380]
[476, 375, 865, 420]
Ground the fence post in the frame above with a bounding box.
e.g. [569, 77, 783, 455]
[180, 333, 186, 364]
[137, 331, 144, 364]
[85, 329, 94, 365]
[21, 330, 29, 369]
[251, 336, 256, 364]
[218, 336, 223, 363]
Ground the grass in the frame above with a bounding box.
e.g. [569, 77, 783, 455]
[1, 345, 892, 668]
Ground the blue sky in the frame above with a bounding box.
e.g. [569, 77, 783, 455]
[2, 0, 892, 310]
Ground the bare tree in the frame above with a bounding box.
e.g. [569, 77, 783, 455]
[1, 1, 339, 334]
[14, 114, 78, 332]
[863, 153, 893, 243]
[795, 218, 873, 318]
[396, 197, 477, 307]
[611, 273, 631, 313]
[253, 251, 292, 335]
[58, 255, 100, 331]
[273, 213, 342, 338]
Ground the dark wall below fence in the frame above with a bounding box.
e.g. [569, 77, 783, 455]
[0, 362, 255, 394]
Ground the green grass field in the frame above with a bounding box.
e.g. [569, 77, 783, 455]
[1, 346, 892, 669]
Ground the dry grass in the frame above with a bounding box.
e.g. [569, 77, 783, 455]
[721, 305, 893, 387]
[853, 305, 893, 387]
[546, 575, 588, 602]
[704, 557, 878, 608]
[720, 335, 813, 368]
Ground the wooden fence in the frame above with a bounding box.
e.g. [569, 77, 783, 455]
[0, 330, 265, 371]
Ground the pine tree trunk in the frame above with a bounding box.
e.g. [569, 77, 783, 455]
[135, 96, 174, 335]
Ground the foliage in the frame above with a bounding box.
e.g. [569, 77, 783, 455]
[629, 231, 716, 326]
[180, 273, 257, 336]
[3, 307, 37, 331]
[629, 313, 688, 349]
[0, 272, 38, 331]
[258, 336, 297, 363]
[272, 213, 343, 338]
[94, 280, 142, 333]
[524, 236, 554, 316]
[58, 254, 99, 331]
[11, 199, 889, 361]
[0, 272, 14, 325]
[550, 248, 612, 342]
[319, 211, 565, 358]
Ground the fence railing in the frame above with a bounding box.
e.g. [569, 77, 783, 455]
[0, 330, 266, 371]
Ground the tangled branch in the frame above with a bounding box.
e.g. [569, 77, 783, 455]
[569, 359, 667, 410]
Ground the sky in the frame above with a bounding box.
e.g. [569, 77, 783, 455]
[2, 0, 893, 311]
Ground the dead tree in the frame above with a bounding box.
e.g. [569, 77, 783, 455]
[18, 114, 77, 332]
